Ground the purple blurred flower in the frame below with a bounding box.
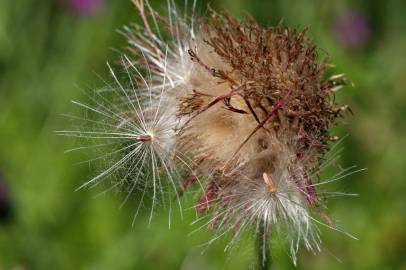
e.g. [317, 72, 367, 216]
[0, 172, 12, 222]
[64, 0, 105, 16]
[334, 10, 371, 48]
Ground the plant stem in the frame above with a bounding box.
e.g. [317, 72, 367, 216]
[257, 220, 270, 270]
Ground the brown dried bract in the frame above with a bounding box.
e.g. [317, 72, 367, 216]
[180, 10, 348, 163]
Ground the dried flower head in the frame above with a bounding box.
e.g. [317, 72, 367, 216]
[61, 0, 359, 264]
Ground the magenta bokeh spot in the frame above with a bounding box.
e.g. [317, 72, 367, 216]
[65, 0, 105, 16]
[335, 10, 371, 48]
[0, 172, 12, 222]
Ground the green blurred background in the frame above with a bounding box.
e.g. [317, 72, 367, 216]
[0, 0, 405, 269]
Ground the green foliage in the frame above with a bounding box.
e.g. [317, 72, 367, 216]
[0, 0, 405, 269]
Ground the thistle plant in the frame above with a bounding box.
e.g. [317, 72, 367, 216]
[59, 0, 361, 267]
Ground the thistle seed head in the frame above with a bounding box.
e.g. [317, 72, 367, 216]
[62, 0, 357, 264]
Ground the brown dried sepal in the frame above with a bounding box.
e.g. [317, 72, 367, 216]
[178, 90, 210, 117]
[186, 10, 349, 161]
